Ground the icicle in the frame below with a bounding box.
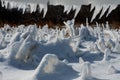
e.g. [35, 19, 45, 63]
[79, 57, 84, 64]
[1, 0, 5, 7]
[99, 5, 109, 19]
[86, 18, 89, 28]
[106, 21, 110, 30]
[30, 3, 37, 13]
[39, 4, 44, 13]
[64, 5, 72, 14]
[91, 5, 102, 22]
[106, 5, 117, 17]
[90, 4, 94, 12]
[25, 3, 31, 13]
[73, 5, 81, 18]
[38, 4, 48, 18]
[4, 1, 9, 9]
[22, 3, 26, 14]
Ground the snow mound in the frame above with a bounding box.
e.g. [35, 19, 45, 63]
[15, 35, 37, 63]
[107, 65, 118, 75]
[32, 54, 78, 80]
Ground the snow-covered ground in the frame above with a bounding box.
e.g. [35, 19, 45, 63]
[0, 20, 120, 80]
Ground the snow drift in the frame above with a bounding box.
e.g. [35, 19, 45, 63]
[31, 54, 78, 80]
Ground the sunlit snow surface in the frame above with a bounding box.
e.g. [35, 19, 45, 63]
[0, 0, 120, 80]
[0, 20, 120, 80]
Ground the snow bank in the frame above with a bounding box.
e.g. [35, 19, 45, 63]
[32, 54, 78, 80]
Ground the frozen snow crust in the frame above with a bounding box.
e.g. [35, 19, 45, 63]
[0, 20, 120, 80]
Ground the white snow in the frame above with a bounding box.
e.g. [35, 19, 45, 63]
[0, 1, 120, 80]
[0, 22, 119, 80]
[107, 65, 118, 75]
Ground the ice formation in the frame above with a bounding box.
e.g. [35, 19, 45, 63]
[107, 65, 118, 75]
[33, 54, 78, 80]
[0, 12, 119, 79]
[102, 48, 111, 62]
[113, 40, 120, 53]
[15, 35, 37, 63]
[79, 57, 84, 64]
[80, 62, 92, 80]
[9, 32, 21, 45]
[34, 54, 59, 75]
